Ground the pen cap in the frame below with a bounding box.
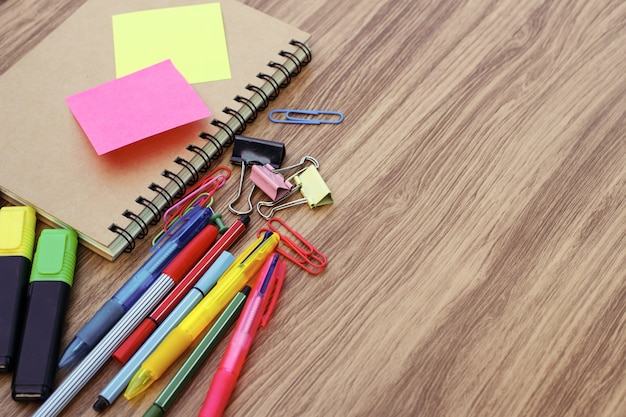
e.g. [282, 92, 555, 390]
[0, 206, 37, 260]
[29, 229, 78, 285]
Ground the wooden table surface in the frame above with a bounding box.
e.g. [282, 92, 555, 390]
[1, 0, 625, 416]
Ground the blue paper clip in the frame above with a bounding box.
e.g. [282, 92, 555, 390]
[269, 109, 344, 125]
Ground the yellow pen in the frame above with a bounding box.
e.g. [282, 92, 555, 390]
[124, 231, 279, 399]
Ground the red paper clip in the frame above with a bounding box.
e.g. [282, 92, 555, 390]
[258, 217, 327, 275]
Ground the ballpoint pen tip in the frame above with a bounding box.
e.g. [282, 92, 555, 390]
[58, 338, 90, 368]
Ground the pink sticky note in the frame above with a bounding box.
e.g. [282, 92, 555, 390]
[65, 60, 211, 155]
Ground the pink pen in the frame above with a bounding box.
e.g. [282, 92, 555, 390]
[198, 253, 285, 417]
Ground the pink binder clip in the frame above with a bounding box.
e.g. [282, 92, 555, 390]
[250, 164, 293, 201]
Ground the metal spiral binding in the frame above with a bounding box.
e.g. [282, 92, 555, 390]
[175, 157, 200, 184]
[245, 84, 270, 110]
[279, 50, 302, 75]
[108, 224, 135, 253]
[135, 196, 161, 224]
[290, 40, 312, 64]
[211, 120, 236, 146]
[122, 210, 149, 239]
[198, 132, 224, 159]
[235, 95, 258, 122]
[223, 107, 247, 133]
[148, 183, 175, 208]
[161, 170, 186, 198]
[268, 61, 291, 87]
[186, 144, 213, 172]
[108, 39, 312, 255]
[256, 73, 280, 100]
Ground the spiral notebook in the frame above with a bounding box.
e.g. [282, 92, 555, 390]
[0, 0, 311, 261]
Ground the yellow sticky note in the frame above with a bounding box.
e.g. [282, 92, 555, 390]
[112, 3, 231, 84]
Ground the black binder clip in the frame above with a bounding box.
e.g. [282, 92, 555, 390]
[228, 135, 286, 215]
[230, 135, 285, 167]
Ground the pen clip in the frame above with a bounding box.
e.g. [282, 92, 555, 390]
[261, 257, 286, 327]
[151, 207, 199, 250]
[257, 217, 327, 275]
[151, 205, 212, 251]
[239, 231, 273, 265]
[150, 166, 230, 247]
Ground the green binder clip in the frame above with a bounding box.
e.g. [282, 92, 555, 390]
[293, 166, 333, 208]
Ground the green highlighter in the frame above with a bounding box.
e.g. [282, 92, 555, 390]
[12, 228, 78, 401]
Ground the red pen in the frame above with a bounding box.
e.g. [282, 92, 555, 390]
[198, 253, 285, 417]
[113, 215, 250, 364]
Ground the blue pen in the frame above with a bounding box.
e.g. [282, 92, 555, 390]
[92, 251, 235, 412]
[58, 206, 214, 368]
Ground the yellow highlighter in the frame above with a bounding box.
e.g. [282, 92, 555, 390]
[0, 206, 37, 372]
[124, 231, 279, 399]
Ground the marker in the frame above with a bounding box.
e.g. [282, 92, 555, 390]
[58, 205, 214, 368]
[33, 219, 220, 417]
[124, 231, 280, 399]
[12, 228, 78, 401]
[112, 215, 249, 365]
[93, 251, 236, 412]
[199, 254, 286, 417]
[0, 205, 37, 372]
[142, 287, 251, 417]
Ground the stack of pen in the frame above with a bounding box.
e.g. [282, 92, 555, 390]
[132, 240, 286, 417]
[31, 205, 290, 417]
[198, 252, 286, 417]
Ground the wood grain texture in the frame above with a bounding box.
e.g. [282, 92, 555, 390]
[1, 0, 625, 416]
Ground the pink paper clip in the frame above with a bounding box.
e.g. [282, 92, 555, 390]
[250, 164, 293, 201]
[258, 217, 327, 275]
[161, 166, 230, 231]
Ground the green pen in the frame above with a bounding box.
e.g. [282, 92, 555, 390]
[12, 228, 78, 401]
[142, 286, 251, 417]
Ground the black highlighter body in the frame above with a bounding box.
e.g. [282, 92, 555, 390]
[0, 256, 32, 372]
[12, 280, 71, 400]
